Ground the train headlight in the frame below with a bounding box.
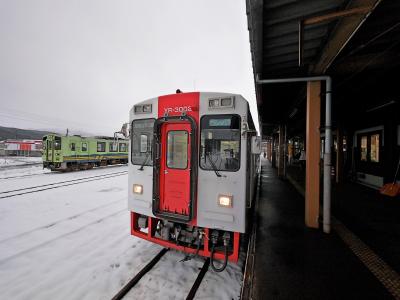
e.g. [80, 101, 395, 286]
[218, 194, 233, 207]
[133, 184, 143, 195]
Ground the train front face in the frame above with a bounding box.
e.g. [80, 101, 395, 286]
[42, 134, 64, 170]
[129, 92, 255, 267]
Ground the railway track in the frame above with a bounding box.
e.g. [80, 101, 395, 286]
[111, 249, 210, 300]
[0, 170, 128, 199]
[0, 162, 42, 170]
[0, 164, 127, 180]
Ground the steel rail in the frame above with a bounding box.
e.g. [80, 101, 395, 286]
[0, 172, 127, 199]
[186, 258, 210, 300]
[111, 250, 211, 300]
[111, 248, 169, 300]
[0, 171, 127, 194]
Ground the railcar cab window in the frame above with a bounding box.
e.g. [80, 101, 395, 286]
[82, 143, 87, 152]
[97, 142, 106, 152]
[131, 119, 155, 165]
[119, 143, 127, 152]
[200, 115, 240, 171]
[70, 143, 76, 151]
[109, 142, 118, 152]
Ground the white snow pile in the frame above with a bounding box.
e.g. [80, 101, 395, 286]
[0, 166, 243, 299]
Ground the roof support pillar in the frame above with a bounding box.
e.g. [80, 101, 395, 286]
[305, 81, 321, 228]
[256, 75, 332, 233]
[278, 124, 285, 178]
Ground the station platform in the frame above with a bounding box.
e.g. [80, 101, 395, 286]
[251, 160, 393, 299]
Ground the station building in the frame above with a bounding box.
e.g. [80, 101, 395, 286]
[0, 139, 43, 157]
[242, 0, 400, 298]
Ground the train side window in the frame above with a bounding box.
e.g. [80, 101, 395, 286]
[97, 142, 106, 152]
[167, 131, 188, 169]
[360, 136, 368, 161]
[82, 143, 87, 151]
[54, 137, 61, 150]
[119, 143, 127, 152]
[200, 114, 241, 172]
[70, 143, 76, 151]
[370, 134, 380, 162]
[109, 142, 118, 152]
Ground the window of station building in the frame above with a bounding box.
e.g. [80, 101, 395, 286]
[119, 143, 127, 152]
[97, 142, 106, 152]
[370, 134, 380, 162]
[70, 143, 76, 151]
[200, 115, 241, 172]
[167, 131, 188, 169]
[360, 136, 368, 161]
[359, 132, 381, 163]
[82, 142, 87, 152]
[131, 119, 155, 166]
[109, 142, 118, 152]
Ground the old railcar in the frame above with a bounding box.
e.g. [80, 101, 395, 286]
[42, 134, 128, 171]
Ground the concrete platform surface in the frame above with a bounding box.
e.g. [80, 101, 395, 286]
[252, 160, 392, 299]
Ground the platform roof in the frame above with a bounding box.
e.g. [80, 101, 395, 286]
[247, 0, 400, 136]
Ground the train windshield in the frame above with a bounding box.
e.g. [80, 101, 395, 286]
[200, 115, 240, 172]
[131, 119, 155, 165]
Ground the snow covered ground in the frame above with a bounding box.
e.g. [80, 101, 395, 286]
[0, 156, 42, 166]
[0, 164, 243, 299]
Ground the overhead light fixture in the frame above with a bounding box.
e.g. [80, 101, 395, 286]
[289, 108, 298, 118]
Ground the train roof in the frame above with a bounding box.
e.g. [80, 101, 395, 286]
[43, 134, 128, 141]
[130, 91, 248, 112]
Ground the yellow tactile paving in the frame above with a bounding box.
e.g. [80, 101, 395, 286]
[333, 218, 400, 300]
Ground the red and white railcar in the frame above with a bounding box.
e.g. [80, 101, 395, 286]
[128, 92, 260, 271]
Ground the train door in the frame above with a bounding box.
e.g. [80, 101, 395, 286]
[153, 116, 197, 222]
[46, 139, 50, 161]
[47, 138, 53, 161]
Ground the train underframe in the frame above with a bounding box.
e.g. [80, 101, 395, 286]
[131, 212, 240, 269]
[43, 159, 128, 171]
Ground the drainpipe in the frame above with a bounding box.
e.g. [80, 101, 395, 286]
[324, 77, 332, 233]
[256, 75, 332, 233]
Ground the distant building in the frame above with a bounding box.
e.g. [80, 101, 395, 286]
[0, 140, 43, 157]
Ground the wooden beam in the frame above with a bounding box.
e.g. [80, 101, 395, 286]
[305, 81, 321, 229]
[303, 6, 372, 26]
[310, 0, 382, 74]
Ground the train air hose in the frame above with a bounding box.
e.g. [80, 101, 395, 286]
[210, 244, 228, 272]
[210, 231, 230, 272]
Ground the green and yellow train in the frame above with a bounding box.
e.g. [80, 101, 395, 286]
[42, 134, 128, 171]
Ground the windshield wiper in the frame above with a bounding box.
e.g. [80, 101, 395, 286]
[138, 151, 151, 171]
[206, 152, 222, 177]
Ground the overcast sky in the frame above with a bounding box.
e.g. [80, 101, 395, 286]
[0, 0, 257, 136]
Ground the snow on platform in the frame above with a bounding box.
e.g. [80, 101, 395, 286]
[0, 166, 243, 299]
